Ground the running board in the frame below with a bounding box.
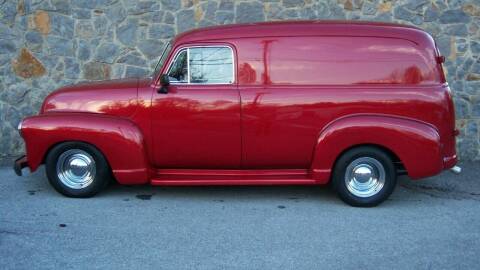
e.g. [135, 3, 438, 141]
[150, 169, 318, 186]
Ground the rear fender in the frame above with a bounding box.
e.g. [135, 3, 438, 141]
[310, 114, 443, 183]
[21, 113, 149, 185]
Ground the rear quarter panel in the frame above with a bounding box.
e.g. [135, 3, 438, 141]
[232, 33, 453, 176]
[310, 114, 443, 183]
[238, 84, 451, 171]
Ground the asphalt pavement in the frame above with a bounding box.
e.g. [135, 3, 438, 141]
[1, 162, 479, 270]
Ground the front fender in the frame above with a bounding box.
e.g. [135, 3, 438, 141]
[310, 114, 443, 183]
[21, 113, 149, 185]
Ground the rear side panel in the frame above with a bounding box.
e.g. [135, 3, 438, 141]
[437, 85, 457, 168]
[232, 31, 455, 176]
[234, 34, 442, 86]
[238, 84, 454, 170]
[310, 115, 443, 183]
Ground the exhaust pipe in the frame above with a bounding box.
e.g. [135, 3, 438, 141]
[450, 166, 462, 174]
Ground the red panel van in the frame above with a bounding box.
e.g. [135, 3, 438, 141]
[15, 21, 458, 206]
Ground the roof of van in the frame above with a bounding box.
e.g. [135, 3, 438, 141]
[174, 20, 431, 45]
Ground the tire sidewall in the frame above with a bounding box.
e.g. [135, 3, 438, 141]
[45, 142, 110, 198]
[333, 147, 397, 207]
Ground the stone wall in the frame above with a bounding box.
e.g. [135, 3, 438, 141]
[0, 0, 479, 164]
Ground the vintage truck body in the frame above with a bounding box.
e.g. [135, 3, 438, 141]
[15, 21, 458, 206]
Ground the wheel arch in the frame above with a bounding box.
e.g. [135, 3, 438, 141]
[21, 113, 150, 185]
[331, 143, 402, 174]
[42, 140, 115, 180]
[42, 140, 108, 163]
[310, 114, 443, 183]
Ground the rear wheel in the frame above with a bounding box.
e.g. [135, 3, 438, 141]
[332, 146, 397, 207]
[45, 142, 111, 197]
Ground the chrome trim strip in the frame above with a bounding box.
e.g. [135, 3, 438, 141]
[187, 46, 191, 84]
[165, 45, 236, 85]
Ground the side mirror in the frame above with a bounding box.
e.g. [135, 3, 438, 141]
[158, 74, 170, 94]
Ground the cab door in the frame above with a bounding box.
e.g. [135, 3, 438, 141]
[151, 45, 241, 169]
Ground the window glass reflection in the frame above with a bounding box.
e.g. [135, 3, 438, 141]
[167, 49, 188, 83]
[189, 47, 233, 84]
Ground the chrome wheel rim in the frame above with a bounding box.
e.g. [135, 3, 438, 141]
[56, 149, 96, 189]
[344, 157, 385, 198]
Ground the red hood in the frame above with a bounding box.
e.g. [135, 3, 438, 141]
[41, 78, 147, 118]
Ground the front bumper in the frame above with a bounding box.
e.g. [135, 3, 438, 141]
[13, 155, 28, 176]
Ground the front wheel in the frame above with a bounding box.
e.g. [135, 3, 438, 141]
[45, 142, 111, 198]
[332, 146, 397, 207]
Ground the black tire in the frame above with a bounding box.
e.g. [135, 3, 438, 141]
[332, 146, 397, 207]
[45, 142, 111, 198]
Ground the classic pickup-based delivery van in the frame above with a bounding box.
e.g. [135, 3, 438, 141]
[15, 21, 459, 206]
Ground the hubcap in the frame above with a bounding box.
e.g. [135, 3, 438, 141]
[344, 157, 385, 198]
[56, 149, 96, 189]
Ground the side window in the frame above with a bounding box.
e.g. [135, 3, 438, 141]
[167, 46, 234, 84]
[167, 49, 188, 83]
[189, 47, 233, 84]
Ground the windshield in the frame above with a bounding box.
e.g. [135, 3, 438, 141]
[152, 40, 172, 79]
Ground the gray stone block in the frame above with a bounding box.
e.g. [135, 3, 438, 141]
[125, 65, 149, 77]
[94, 42, 121, 64]
[47, 36, 74, 56]
[440, 9, 471, 24]
[116, 20, 138, 47]
[235, 2, 265, 23]
[50, 13, 75, 39]
[177, 9, 195, 33]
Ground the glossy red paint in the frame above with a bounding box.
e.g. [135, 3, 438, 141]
[21, 113, 149, 184]
[311, 114, 443, 182]
[19, 21, 457, 186]
[41, 78, 139, 117]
